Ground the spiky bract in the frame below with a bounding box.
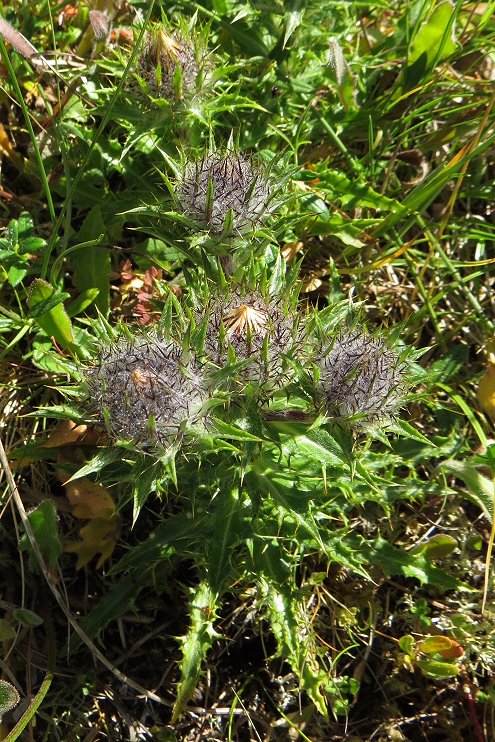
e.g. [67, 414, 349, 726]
[84, 333, 206, 449]
[177, 153, 270, 234]
[201, 289, 298, 387]
[318, 327, 409, 426]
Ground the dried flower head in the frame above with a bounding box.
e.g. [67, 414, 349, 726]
[318, 327, 409, 426]
[136, 25, 206, 101]
[89, 10, 110, 41]
[201, 289, 298, 386]
[176, 153, 271, 235]
[83, 333, 206, 449]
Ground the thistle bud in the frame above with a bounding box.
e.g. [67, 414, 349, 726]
[82, 333, 206, 449]
[176, 153, 271, 235]
[136, 25, 207, 102]
[318, 327, 409, 426]
[201, 289, 298, 387]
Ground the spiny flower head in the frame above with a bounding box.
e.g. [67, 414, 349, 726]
[200, 288, 299, 387]
[176, 152, 271, 235]
[136, 24, 208, 102]
[318, 327, 409, 426]
[82, 332, 207, 449]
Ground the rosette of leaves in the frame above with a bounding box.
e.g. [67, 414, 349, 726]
[199, 287, 301, 389]
[82, 331, 207, 449]
[318, 326, 410, 426]
[176, 151, 272, 236]
[135, 20, 210, 103]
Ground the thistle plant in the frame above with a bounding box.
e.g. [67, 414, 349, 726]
[176, 152, 272, 235]
[317, 326, 410, 426]
[82, 332, 207, 449]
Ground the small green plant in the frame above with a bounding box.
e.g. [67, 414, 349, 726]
[1, 0, 495, 738]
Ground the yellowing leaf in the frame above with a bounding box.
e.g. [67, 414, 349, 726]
[58, 470, 116, 519]
[419, 635, 464, 658]
[64, 513, 119, 569]
[477, 364, 495, 419]
[43, 420, 91, 448]
[59, 467, 120, 568]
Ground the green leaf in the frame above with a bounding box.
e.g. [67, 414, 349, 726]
[173, 581, 222, 723]
[303, 167, 404, 213]
[13, 608, 43, 627]
[7, 263, 27, 287]
[27, 285, 71, 318]
[419, 636, 461, 655]
[70, 513, 208, 652]
[416, 659, 460, 678]
[389, 419, 435, 446]
[19, 500, 62, 572]
[173, 489, 244, 722]
[0, 620, 15, 641]
[282, 0, 304, 48]
[282, 428, 352, 468]
[66, 288, 100, 317]
[362, 538, 468, 590]
[410, 534, 457, 559]
[71, 206, 110, 316]
[210, 418, 263, 442]
[257, 573, 328, 716]
[442, 459, 494, 523]
[66, 449, 122, 483]
[132, 461, 161, 525]
[27, 279, 77, 354]
[0, 680, 20, 715]
[399, 634, 415, 654]
[404, 1, 459, 89]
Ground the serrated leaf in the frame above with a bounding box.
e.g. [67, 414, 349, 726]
[0, 680, 20, 715]
[172, 581, 222, 723]
[257, 574, 328, 716]
[283, 428, 352, 468]
[65, 449, 122, 483]
[210, 418, 263, 442]
[173, 489, 244, 722]
[7, 263, 27, 287]
[362, 537, 468, 590]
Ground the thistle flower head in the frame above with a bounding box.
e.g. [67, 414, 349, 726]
[201, 288, 299, 387]
[136, 24, 208, 102]
[318, 327, 409, 426]
[176, 152, 271, 235]
[82, 332, 207, 449]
